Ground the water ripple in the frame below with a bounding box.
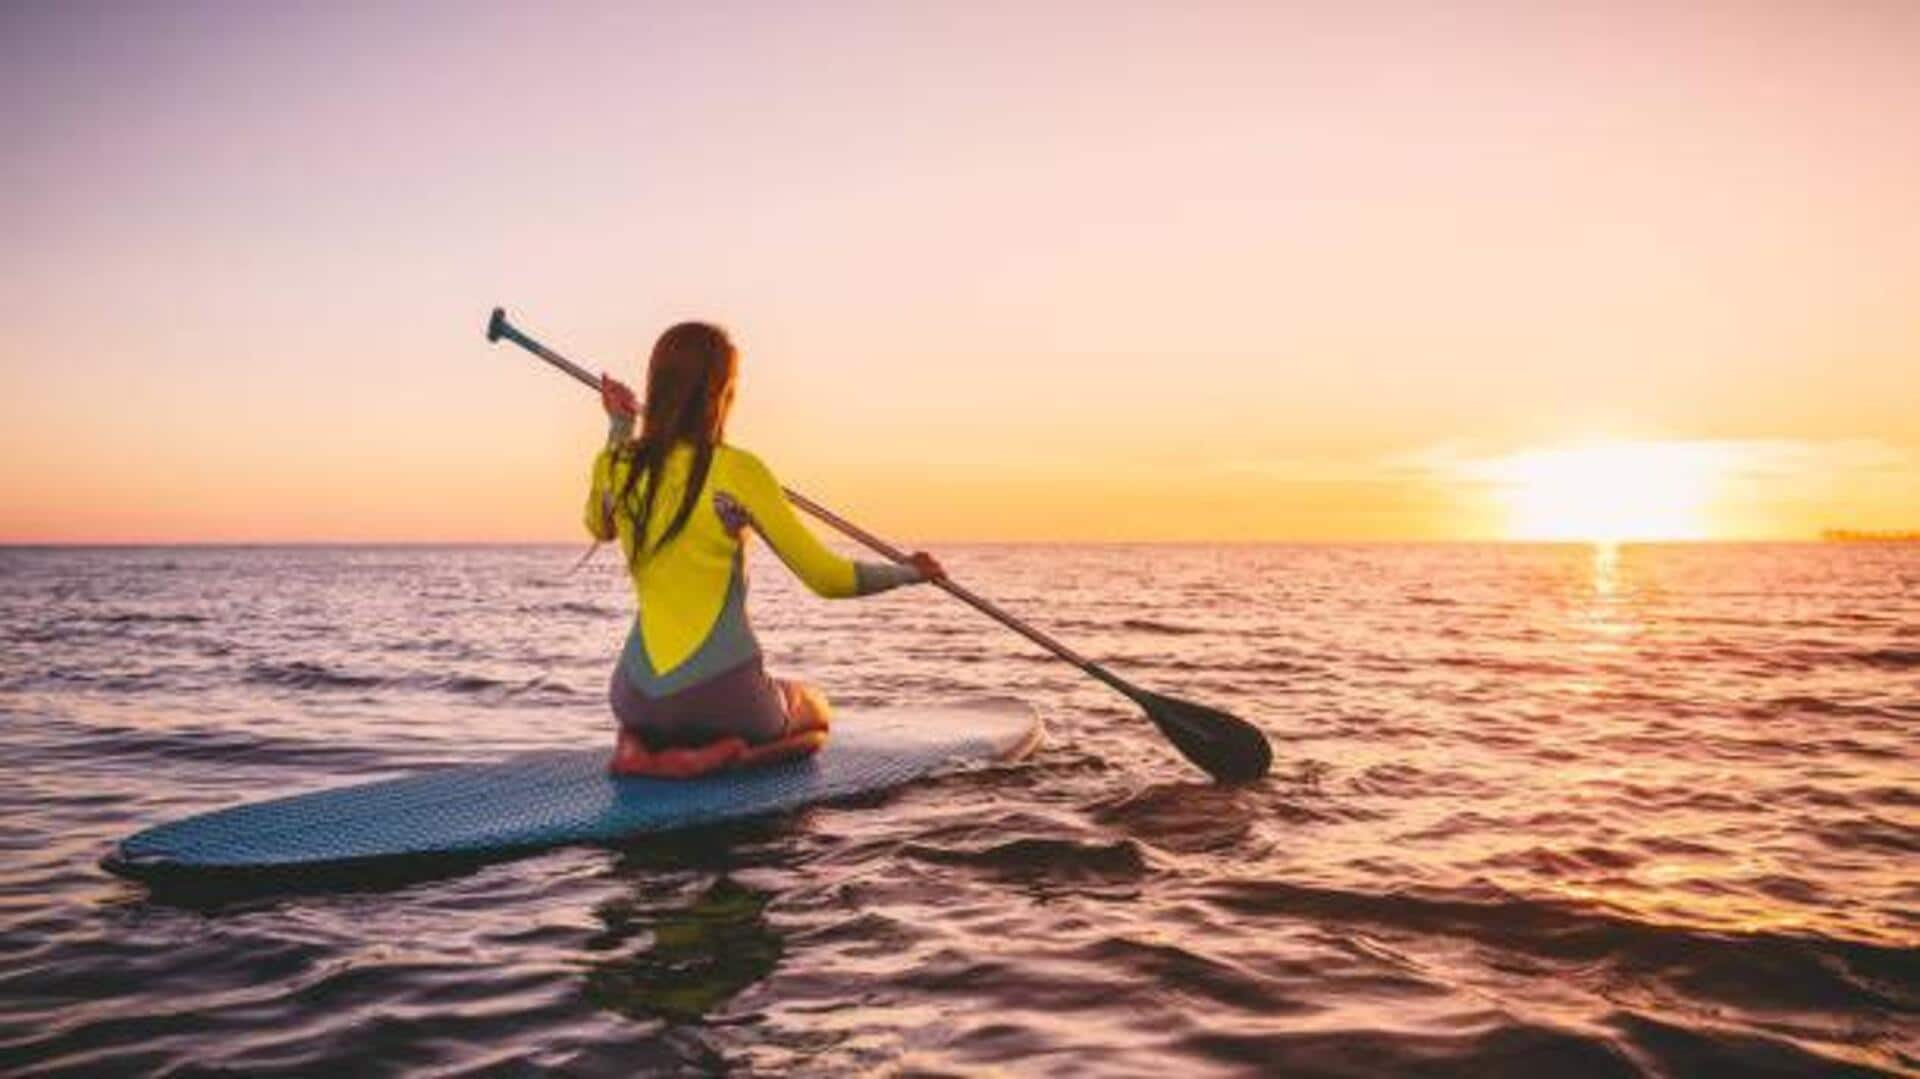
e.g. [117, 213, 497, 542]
[0, 543, 1915, 1074]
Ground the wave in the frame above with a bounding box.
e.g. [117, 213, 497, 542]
[1474, 844, 1645, 876]
[1200, 879, 1919, 1017]
[1169, 1008, 1871, 1078]
[244, 661, 384, 690]
[1853, 648, 1920, 670]
[1812, 816, 1920, 856]
[1087, 782, 1265, 851]
[241, 661, 582, 700]
[1752, 695, 1911, 720]
[1049, 616, 1208, 636]
[94, 611, 210, 626]
[1775, 645, 1920, 672]
[903, 836, 1149, 883]
[1149, 656, 1318, 676]
[519, 600, 623, 619]
[37, 718, 380, 769]
[1117, 618, 1207, 636]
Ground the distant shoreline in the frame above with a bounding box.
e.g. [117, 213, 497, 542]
[1821, 530, 1920, 543]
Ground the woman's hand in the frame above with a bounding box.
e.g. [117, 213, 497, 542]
[600, 374, 639, 421]
[908, 551, 946, 583]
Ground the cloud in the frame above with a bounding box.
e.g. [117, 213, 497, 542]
[1709, 438, 1916, 479]
[1404, 437, 1917, 485]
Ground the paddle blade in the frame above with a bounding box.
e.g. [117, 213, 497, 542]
[1135, 690, 1272, 783]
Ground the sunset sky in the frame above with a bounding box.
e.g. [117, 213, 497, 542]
[4, 2, 1917, 543]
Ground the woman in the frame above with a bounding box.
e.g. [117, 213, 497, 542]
[587, 322, 944, 777]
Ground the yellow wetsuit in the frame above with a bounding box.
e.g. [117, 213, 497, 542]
[586, 419, 918, 746]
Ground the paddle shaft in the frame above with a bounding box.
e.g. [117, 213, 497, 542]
[490, 314, 1134, 695]
[779, 489, 1132, 696]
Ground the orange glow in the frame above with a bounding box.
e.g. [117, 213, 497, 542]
[1471, 441, 1731, 542]
[3, 6, 1919, 542]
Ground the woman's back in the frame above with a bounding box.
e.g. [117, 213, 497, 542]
[590, 439, 885, 685]
[587, 320, 938, 772]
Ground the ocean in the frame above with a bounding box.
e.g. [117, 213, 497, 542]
[1, 543, 1914, 1075]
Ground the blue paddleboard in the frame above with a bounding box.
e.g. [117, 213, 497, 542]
[105, 699, 1041, 878]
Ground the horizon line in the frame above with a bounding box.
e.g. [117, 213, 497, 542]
[0, 536, 1863, 550]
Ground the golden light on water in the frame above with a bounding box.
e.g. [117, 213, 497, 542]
[1474, 441, 1734, 542]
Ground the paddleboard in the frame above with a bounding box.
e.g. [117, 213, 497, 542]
[105, 699, 1041, 879]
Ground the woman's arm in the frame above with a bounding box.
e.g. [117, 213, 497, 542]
[583, 439, 623, 541]
[583, 376, 639, 540]
[726, 450, 942, 598]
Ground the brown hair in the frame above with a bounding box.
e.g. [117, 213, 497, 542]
[616, 321, 738, 565]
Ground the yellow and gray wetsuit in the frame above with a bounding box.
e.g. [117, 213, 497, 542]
[586, 418, 920, 748]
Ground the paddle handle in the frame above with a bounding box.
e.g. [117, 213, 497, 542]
[489, 309, 602, 388]
[487, 308, 1128, 694]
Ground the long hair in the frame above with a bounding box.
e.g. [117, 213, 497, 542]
[615, 322, 737, 566]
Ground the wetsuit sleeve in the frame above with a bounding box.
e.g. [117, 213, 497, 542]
[729, 451, 859, 597]
[855, 561, 924, 592]
[583, 417, 633, 541]
[729, 450, 925, 599]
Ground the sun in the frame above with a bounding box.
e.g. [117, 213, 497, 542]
[1473, 441, 1728, 542]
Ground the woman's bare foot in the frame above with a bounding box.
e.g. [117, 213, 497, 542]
[775, 678, 833, 736]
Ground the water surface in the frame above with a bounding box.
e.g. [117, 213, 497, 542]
[1, 543, 1915, 1074]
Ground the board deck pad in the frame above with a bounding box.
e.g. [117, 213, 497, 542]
[106, 700, 1041, 878]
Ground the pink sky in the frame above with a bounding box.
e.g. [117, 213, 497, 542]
[3, 2, 1917, 542]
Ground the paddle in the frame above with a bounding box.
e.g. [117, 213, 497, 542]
[486, 307, 1273, 783]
